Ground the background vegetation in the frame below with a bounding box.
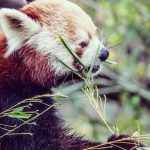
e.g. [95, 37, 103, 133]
[56, 0, 150, 145]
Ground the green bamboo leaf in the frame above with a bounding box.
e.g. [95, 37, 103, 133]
[105, 60, 117, 65]
[56, 56, 83, 79]
[57, 34, 86, 68]
[8, 113, 32, 119]
[11, 107, 24, 113]
[82, 44, 100, 90]
[86, 43, 101, 81]
[7, 107, 33, 119]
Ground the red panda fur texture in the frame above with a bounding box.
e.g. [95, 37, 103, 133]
[0, 0, 142, 149]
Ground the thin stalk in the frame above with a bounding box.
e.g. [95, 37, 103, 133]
[84, 88, 114, 134]
[0, 103, 58, 140]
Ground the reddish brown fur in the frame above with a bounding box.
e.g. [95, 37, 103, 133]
[21, 2, 61, 24]
[0, 32, 55, 88]
[21, 2, 78, 42]
[72, 61, 82, 71]
[19, 46, 55, 85]
[75, 48, 84, 58]
[0, 32, 28, 87]
[21, 4, 52, 22]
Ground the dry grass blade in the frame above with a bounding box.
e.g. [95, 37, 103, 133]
[0, 94, 67, 139]
[0, 103, 58, 139]
[83, 86, 114, 134]
[84, 137, 136, 150]
[84, 135, 150, 150]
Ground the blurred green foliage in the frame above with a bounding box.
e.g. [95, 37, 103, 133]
[56, 0, 150, 145]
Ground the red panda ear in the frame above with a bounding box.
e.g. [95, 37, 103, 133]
[0, 8, 41, 57]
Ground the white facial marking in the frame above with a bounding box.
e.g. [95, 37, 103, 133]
[0, 8, 41, 57]
[81, 37, 104, 66]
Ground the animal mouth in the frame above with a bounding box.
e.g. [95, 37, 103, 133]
[57, 60, 102, 86]
[79, 47, 109, 76]
[78, 62, 101, 76]
[92, 64, 100, 73]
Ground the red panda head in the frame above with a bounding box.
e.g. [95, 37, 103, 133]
[0, 0, 107, 86]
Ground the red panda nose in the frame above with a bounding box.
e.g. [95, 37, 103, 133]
[99, 48, 109, 62]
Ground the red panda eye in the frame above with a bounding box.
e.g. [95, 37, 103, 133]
[80, 42, 88, 48]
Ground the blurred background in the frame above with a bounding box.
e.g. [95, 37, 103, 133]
[55, 0, 150, 145]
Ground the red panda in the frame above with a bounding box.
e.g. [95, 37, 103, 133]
[0, 0, 142, 149]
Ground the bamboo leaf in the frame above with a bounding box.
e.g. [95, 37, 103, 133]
[105, 60, 117, 65]
[7, 107, 33, 119]
[11, 107, 24, 113]
[56, 56, 83, 79]
[86, 43, 101, 81]
[8, 113, 32, 119]
[83, 43, 101, 90]
[57, 34, 86, 68]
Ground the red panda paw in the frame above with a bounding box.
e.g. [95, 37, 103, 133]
[106, 134, 144, 150]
